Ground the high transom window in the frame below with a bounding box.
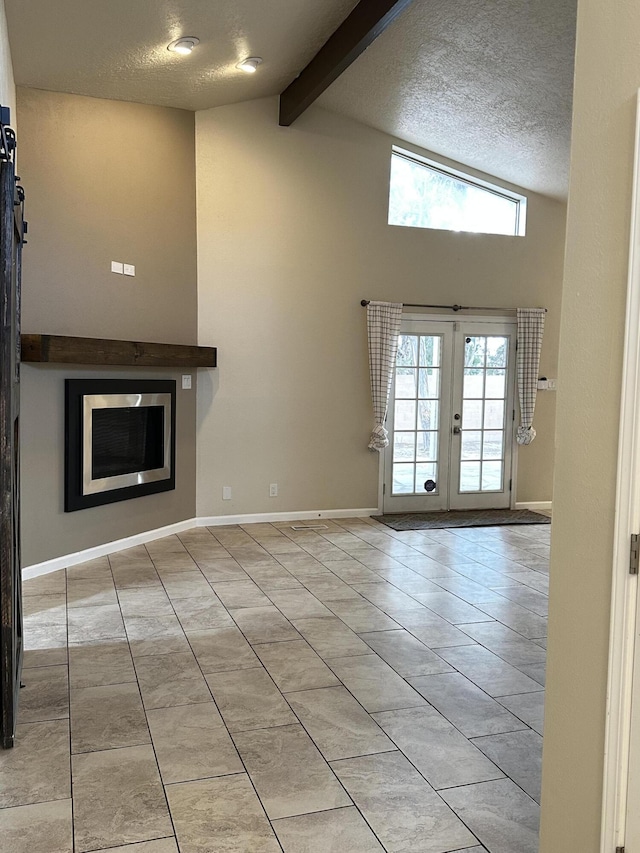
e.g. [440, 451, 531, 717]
[388, 147, 527, 237]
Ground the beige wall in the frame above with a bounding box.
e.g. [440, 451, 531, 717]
[18, 88, 197, 344]
[195, 97, 566, 518]
[0, 1, 14, 120]
[539, 1, 639, 849]
[17, 88, 199, 565]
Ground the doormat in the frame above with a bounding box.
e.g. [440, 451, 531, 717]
[377, 509, 551, 531]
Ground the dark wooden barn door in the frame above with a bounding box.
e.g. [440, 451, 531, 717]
[0, 109, 26, 749]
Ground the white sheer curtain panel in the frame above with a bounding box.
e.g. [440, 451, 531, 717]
[516, 307, 546, 445]
[366, 301, 403, 451]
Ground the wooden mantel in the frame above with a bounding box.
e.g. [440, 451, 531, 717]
[21, 334, 217, 368]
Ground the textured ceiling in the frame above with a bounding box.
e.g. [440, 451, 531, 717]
[320, 0, 576, 199]
[4, 0, 357, 112]
[5, 0, 576, 198]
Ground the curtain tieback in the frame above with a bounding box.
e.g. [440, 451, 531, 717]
[368, 423, 389, 452]
[517, 425, 536, 446]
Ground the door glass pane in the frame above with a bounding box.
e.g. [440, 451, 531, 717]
[463, 399, 483, 429]
[393, 433, 415, 462]
[416, 432, 438, 461]
[393, 464, 415, 493]
[418, 400, 438, 431]
[484, 400, 505, 429]
[419, 368, 440, 399]
[395, 368, 417, 398]
[463, 369, 484, 397]
[397, 335, 418, 366]
[416, 463, 438, 492]
[394, 400, 416, 430]
[458, 334, 510, 495]
[486, 337, 508, 367]
[482, 431, 504, 460]
[464, 337, 487, 367]
[420, 336, 441, 367]
[461, 431, 482, 460]
[485, 369, 506, 398]
[482, 461, 503, 491]
[460, 461, 481, 492]
[391, 333, 443, 497]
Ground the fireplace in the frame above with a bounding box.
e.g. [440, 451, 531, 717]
[65, 379, 176, 512]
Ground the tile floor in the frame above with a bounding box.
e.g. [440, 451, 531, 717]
[0, 516, 550, 853]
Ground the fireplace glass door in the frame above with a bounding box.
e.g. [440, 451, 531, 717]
[91, 405, 165, 481]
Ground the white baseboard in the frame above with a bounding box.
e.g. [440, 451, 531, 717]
[22, 508, 379, 578]
[22, 518, 198, 580]
[515, 501, 552, 512]
[197, 508, 379, 527]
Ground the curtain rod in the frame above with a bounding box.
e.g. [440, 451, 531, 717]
[360, 300, 547, 313]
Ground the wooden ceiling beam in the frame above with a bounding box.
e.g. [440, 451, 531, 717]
[279, 0, 414, 127]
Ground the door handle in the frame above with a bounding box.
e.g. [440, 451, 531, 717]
[453, 425, 461, 434]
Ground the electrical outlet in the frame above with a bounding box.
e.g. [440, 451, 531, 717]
[181, 375, 192, 390]
[222, 486, 232, 500]
[547, 378, 557, 390]
[111, 261, 124, 274]
[269, 483, 278, 497]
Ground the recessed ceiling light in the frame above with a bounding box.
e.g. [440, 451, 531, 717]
[237, 57, 263, 73]
[168, 37, 200, 55]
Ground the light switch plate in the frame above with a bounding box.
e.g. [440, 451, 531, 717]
[123, 264, 135, 276]
[222, 486, 232, 500]
[182, 375, 192, 390]
[111, 261, 124, 274]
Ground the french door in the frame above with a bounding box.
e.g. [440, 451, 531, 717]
[383, 317, 517, 513]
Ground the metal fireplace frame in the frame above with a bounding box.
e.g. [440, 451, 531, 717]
[82, 391, 172, 496]
[65, 378, 176, 512]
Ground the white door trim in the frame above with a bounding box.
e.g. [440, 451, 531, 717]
[600, 90, 640, 853]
